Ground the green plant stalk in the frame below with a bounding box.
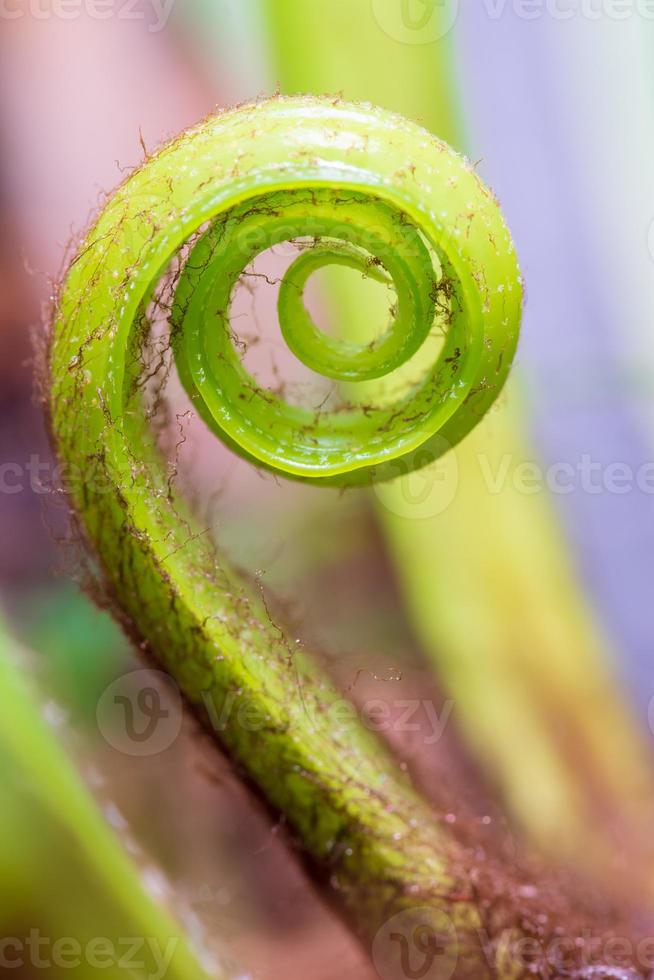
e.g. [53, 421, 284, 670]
[0, 623, 214, 980]
[261, 0, 654, 869]
[49, 94, 521, 966]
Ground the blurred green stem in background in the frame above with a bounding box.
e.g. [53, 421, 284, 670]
[0, 619, 215, 980]
[261, 0, 654, 873]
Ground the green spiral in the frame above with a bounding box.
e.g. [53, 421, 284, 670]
[51, 95, 520, 489]
[165, 100, 521, 483]
[49, 96, 521, 954]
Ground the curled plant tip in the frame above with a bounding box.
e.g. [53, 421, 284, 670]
[165, 100, 521, 483]
[48, 95, 524, 970]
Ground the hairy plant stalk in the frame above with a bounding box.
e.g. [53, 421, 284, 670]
[48, 95, 523, 971]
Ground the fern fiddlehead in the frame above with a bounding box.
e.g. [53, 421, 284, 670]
[49, 96, 521, 969]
